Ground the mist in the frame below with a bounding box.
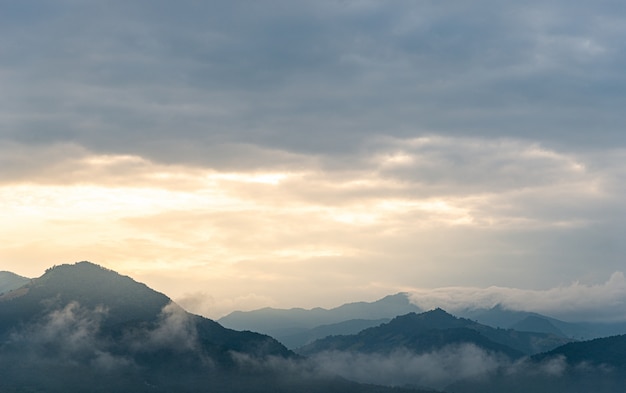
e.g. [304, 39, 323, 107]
[305, 346, 620, 392]
[408, 271, 626, 322]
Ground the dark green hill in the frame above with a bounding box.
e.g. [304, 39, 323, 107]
[534, 334, 626, 368]
[299, 309, 570, 358]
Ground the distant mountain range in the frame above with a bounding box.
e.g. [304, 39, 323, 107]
[3, 262, 626, 393]
[218, 293, 422, 348]
[294, 309, 626, 393]
[221, 293, 626, 349]
[298, 308, 570, 358]
[0, 262, 432, 393]
[458, 305, 625, 339]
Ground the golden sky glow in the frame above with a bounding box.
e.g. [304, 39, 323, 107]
[1, 137, 618, 318]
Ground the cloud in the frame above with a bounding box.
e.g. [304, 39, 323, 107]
[3, 1, 626, 320]
[176, 291, 276, 319]
[307, 346, 617, 391]
[3, 301, 202, 367]
[2, 0, 626, 163]
[5, 302, 133, 371]
[310, 344, 504, 389]
[3, 134, 626, 318]
[144, 302, 199, 351]
[408, 271, 626, 322]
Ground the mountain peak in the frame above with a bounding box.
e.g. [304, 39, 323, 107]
[2, 261, 171, 327]
[388, 308, 465, 331]
[42, 261, 115, 276]
[377, 292, 412, 303]
[428, 307, 450, 314]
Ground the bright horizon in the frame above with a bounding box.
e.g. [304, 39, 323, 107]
[2, 1, 626, 320]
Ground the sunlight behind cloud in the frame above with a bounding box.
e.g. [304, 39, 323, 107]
[208, 172, 290, 185]
[1, 134, 622, 315]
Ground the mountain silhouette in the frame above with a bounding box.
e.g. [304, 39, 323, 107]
[299, 308, 570, 358]
[448, 334, 626, 393]
[218, 292, 422, 347]
[535, 334, 626, 368]
[0, 262, 435, 393]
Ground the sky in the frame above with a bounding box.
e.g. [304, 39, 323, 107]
[2, 0, 626, 320]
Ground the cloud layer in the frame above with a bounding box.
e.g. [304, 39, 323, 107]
[2, 1, 626, 317]
[408, 271, 626, 322]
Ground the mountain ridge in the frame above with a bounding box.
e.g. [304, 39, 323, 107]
[298, 308, 571, 358]
[218, 292, 422, 347]
[0, 261, 435, 393]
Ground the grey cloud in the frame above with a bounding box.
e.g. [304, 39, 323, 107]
[2, 0, 626, 167]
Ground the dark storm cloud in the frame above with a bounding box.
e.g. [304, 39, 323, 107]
[2, 0, 626, 168]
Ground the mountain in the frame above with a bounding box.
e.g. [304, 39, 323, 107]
[298, 309, 571, 358]
[510, 315, 566, 337]
[278, 318, 391, 349]
[0, 271, 30, 295]
[535, 334, 626, 368]
[460, 305, 626, 340]
[0, 262, 433, 393]
[296, 309, 626, 393]
[447, 335, 626, 393]
[218, 292, 422, 346]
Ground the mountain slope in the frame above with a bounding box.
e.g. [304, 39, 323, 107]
[218, 292, 421, 343]
[535, 334, 626, 367]
[459, 305, 621, 339]
[511, 315, 566, 337]
[448, 335, 626, 393]
[0, 263, 291, 384]
[279, 318, 391, 349]
[0, 262, 434, 393]
[0, 262, 170, 331]
[299, 309, 571, 357]
[0, 271, 30, 295]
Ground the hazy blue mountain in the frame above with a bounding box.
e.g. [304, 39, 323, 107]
[0, 271, 29, 295]
[510, 315, 566, 337]
[279, 318, 391, 349]
[0, 262, 434, 393]
[219, 293, 421, 341]
[460, 305, 626, 340]
[299, 309, 570, 358]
